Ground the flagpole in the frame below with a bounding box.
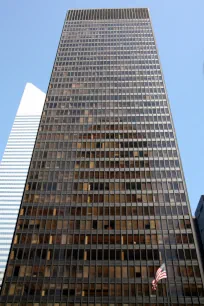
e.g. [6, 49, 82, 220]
[166, 278, 171, 306]
[165, 261, 171, 306]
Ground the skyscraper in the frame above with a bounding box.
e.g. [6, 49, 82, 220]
[1, 8, 204, 305]
[195, 195, 204, 250]
[0, 83, 45, 286]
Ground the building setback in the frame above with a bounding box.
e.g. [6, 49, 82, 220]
[0, 83, 45, 286]
[0, 8, 204, 305]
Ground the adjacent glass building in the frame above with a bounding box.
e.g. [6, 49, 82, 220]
[1, 8, 204, 306]
[0, 83, 45, 286]
[195, 195, 204, 251]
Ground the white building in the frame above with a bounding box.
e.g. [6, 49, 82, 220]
[0, 83, 45, 285]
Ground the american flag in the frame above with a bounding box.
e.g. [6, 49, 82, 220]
[152, 263, 167, 291]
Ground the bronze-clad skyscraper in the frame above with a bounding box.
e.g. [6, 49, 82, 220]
[1, 8, 204, 306]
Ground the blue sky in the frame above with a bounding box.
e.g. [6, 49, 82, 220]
[0, 0, 204, 214]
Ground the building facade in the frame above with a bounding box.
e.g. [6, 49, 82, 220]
[195, 195, 204, 250]
[0, 8, 204, 306]
[0, 83, 45, 286]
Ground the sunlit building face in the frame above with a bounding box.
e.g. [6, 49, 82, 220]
[0, 83, 45, 287]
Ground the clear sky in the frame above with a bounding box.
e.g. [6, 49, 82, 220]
[0, 0, 204, 214]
